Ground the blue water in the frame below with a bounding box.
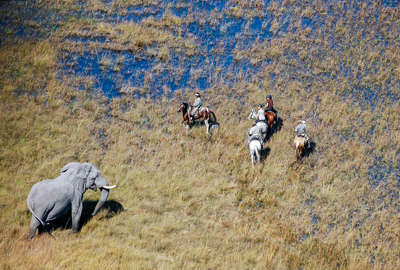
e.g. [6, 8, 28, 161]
[56, 0, 275, 98]
[1, 0, 399, 104]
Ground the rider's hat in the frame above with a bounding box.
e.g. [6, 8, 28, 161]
[258, 104, 263, 108]
[195, 92, 201, 97]
[266, 95, 272, 99]
[298, 120, 306, 124]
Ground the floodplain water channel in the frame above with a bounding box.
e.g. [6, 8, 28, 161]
[1, 0, 399, 195]
[2, 0, 398, 103]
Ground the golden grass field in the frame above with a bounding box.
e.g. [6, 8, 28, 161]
[0, 0, 399, 269]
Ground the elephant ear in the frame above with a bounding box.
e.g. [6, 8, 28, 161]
[84, 163, 99, 191]
[87, 163, 99, 180]
[60, 162, 80, 174]
[75, 163, 92, 179]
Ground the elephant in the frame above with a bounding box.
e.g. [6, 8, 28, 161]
[26, 162, 116, 239]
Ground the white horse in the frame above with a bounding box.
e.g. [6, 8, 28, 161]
[249, 139, 262, 168]
[248, 109, 268, 140]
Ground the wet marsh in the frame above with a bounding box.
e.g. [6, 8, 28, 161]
[0, 0, 399, 269]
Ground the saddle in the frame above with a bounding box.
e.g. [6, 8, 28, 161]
[249, 136, 263, 149]
[249, 135, 262, 143]
[189, 107, 203, 124]
[295, 134, 309, 147]
[191, 106, 205, 116]
[249, 137, 259, 142]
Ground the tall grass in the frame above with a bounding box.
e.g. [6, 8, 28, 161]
[0, 0, 399, 269]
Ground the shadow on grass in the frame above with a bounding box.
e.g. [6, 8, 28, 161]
[260, 146, 271, 162]
[289, 141, 317, 168]
[42, 199, 124, 234]
[303, 141, 316, 158]
[275, 117, 284, 131]
[266, 117, 284, 141]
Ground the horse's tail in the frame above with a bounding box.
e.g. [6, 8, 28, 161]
[254, 144, 260, 161]
[266, 112, 274, 128]
[294, 137, 303, 160]
[210, 111, 218, 124]
[250, 141, 261, 167]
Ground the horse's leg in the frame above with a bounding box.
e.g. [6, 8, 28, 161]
[255, 147, 261, 163]
[251, 150, 255, 168]
[299, 145, 304, 159]
[269, 118, 274, 132]
[205, 119, 209, 135]
[296, 143, 304, 160]
[294, 142, 300, 160]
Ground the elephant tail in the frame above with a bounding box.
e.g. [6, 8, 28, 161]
[27, 198, 46, 226]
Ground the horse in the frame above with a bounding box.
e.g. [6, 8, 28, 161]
[177, 102, 218, 135]
[248, 109, 268, 140]
[249, 139, 262, 168]
[265, 111, 275, 131]
[293, 135, 307, 160]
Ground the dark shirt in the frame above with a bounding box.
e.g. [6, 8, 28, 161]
[265, 98, 274, 109]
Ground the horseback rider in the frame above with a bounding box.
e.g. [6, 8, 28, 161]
[265, 95, 277, 116]
[248, 124, 263, 147]
[295, 120, 309, 146]
[189, 92, 202, 122]
[256, 104, 266, 123]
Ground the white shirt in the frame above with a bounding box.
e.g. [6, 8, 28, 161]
[257, 108, 266, 121]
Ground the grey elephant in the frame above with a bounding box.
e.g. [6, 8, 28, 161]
[26, 162, 116, 239]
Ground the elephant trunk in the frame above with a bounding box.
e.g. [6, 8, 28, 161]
[92, 188, 109, 216]
[91, 176, 116, 216]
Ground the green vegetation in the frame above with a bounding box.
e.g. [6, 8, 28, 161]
[0, 0, 399, 269]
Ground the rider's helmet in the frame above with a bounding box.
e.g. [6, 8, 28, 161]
[258, 104, 263, 109]
[266, 95, 272, 99]
[298, 120, 306, 124]
[195, 92, 201, 97]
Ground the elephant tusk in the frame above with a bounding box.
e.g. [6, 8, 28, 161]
[101, 185, 116, 189]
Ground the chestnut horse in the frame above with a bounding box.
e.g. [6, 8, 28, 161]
[265, 111, 275, 131]
[177, 102, 218, 134]
[293, 135, 306, 160]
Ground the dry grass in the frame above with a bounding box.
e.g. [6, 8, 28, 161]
[0, 0, 399, 269]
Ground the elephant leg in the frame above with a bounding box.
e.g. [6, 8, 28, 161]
[28, 216, 40, 240]
[71, 201, 83, 233]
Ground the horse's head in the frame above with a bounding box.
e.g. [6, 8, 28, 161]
[248, 109, 256, 120]
[177, 102, 187, 113]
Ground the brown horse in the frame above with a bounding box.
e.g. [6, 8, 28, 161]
[177, 102, 218, 134]
[265, 111, 275, 131]
[293, 135, 306, 160]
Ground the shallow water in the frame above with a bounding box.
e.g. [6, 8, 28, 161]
[57, 0, 270, 98]
[2, 0, 399, 104]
